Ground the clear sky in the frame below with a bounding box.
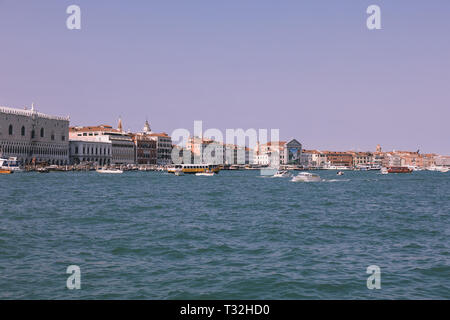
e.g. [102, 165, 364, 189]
[1, 1, 449, 153]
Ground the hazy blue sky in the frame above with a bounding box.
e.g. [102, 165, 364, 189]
[1, 1, 449, 153]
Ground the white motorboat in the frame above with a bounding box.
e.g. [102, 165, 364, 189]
[174, 169, 184, 176]
[272, 170, 291, 178]
[426, 166, 449, 172]
[337, 171, 344, 176]
[0, 157, 23, 172]
[380, 167, 389, 175]
[96, 168, 123, 174]
[195, 171, 215, 176]
[291, 172, 321, 182]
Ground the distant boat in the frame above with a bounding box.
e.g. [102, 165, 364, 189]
[291, 172, 321, 182]
[427, 166, 449, 173]
[0, 157, 23, 172]
[337, 171, 344, 176]
[96, 168, 123, 174]
[387, 167, 413, 174]
[0, 169, 13, 174]
[167, 164, 220, 174]
[380, 167, 389, 175]
[195, 171, 215, 176]
[174, 168, 184, 176]
[273, 170, 291, 178]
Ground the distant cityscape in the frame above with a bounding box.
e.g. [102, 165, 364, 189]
[0, 104, 449, 170]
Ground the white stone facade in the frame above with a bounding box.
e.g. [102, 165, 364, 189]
[0, 106, 69, 165]
[69, 127, 135, 165]
[69, 139, 112, 165]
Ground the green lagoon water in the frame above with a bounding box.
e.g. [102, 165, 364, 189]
[0, 170, 449, 299]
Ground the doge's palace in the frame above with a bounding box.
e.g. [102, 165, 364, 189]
[0, 104, 70, 165]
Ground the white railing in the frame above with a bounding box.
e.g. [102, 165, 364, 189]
[0, 106, 70, 122]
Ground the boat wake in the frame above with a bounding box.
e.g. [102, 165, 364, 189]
[323, 179, 350, 183]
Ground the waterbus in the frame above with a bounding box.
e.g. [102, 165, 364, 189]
[167, 164, 221, 174]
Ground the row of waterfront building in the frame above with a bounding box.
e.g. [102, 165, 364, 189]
[1, 105, 449, 168]
[252, 142, 449, 169]
[299, 147, 450, 169]
[0, 105, 172, 166]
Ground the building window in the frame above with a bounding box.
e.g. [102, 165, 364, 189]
[9, 125, 13, 135]
[51, 133, 55, 141]
[21, 126, 25, 136]
[31, 130, 35, 139]
[62, 135, 66, 141]
[40, 128, 44, 138]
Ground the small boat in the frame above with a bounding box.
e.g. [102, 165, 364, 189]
[0, 169, 13, 174]
[387, 167, 413, 174]
[380, 167, 389, 175]
[428, 166, 449, 173]
[291, 172, 321, 182]
[96, 168, 123, 174]
[0, 157, 23, 172]
[174, 169, 184, 176]
[337, 171, 344, 176]
[273, 170, 291, 178]
[36, 167, 50, 173]
[195, 171, 215, 176]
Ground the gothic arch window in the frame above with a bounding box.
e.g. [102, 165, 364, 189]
[40, 128, 44, 138]
[31, 130, 35, 139]
[9, 125, 13, 135]
[21, 126, 25, 136]
[51, 133, 55, 141]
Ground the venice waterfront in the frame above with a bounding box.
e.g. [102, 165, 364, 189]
[0, 170, 448, 299]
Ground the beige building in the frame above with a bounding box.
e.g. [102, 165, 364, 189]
[301, 150, 328, 168]
[0, 105, 69, 165]
[254, 139, 302, 166]
[185, 136, 224, 164]
[69, 122, 135, 165]
[352, 152, 373, 167]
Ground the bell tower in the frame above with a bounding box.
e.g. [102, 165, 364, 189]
[118, 117, 123, 132]
[143, 119, 151, 133]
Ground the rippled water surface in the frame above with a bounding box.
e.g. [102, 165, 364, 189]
[0, 170, 449, 299]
